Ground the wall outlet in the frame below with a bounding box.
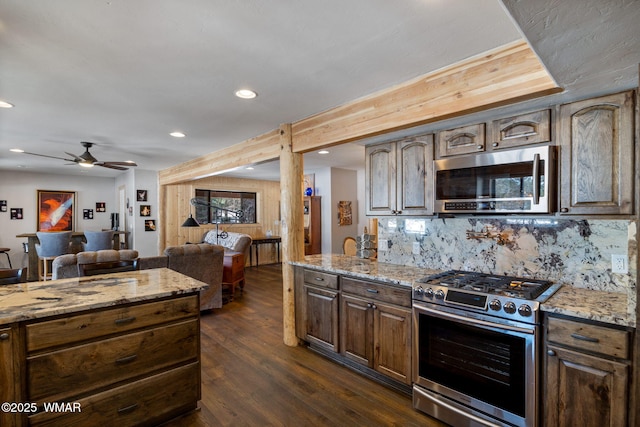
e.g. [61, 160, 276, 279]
[611, 254, 628, 274]
[412, 242, 421, 255]
[378, 239, 388, 251]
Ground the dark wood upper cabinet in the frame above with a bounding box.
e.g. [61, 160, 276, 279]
[559, 90, 635, 215]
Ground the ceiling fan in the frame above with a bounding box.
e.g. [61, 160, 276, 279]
[17, 141, 137, 170]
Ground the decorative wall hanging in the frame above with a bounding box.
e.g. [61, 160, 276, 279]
[37, 190, 75, 231]
[10, 208, 23, 220]
[145, 219, 156, 231]
[140, 205, 151, 217]
[137, 189, 147, 202]
[96, 202, 106, 212]
[83, 209, 94, 220]
[338, 201, 352, 226]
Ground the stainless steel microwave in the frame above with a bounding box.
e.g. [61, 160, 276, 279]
[434, 145, 556, 214]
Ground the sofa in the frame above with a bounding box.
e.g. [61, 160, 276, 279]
[203, 230, 252, 257]
[51, 243, 224, 310]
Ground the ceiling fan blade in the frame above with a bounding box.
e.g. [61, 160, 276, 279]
[95, 161, 138, 167]
[21, 151, 76, 162]
[96, 163, 129, 171]
[64, 151, 83, 162]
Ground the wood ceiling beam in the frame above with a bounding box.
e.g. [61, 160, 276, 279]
[159, 39, 559, 185]
[292, 40, 560, 151]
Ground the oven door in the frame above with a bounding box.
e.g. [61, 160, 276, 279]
[412, 301, 538, 427]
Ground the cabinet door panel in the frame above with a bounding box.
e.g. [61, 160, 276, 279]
[546, 345, 628, 427]
[559, 91, 634, 215]
[397, 136, 433, 215]
[489, 109, 551, 149]
[365, 142, 396, 215]
[374, 302, 411, 385]
[340, 295, 373, 367]
[437, 123, 485, 157]
[304, 285, 339, 352]
[0, 327, 19, 427]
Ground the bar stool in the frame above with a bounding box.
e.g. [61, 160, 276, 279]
[83, 230, 115, 251]
[0, 248, 11, 269]
[35, 231, 72, 281]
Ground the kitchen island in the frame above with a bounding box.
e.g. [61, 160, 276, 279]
[0, 268, 207, 427]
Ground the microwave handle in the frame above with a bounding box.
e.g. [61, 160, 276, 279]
[532, 153, 540, 205]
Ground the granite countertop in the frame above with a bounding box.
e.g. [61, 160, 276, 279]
[0, 268, 209, 324]
[290, 254, 438, 287]
[291, 255, 635, 328]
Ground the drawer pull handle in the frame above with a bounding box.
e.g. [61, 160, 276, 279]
[0, 333, 9, 340]
[314, 277, 325, 282]
[114, 316, 136, 326]
[117, 403, 138, 415]
[115, 354, 138, 364]
[570, 333, 599, 343]
[366, 289, 379, 294]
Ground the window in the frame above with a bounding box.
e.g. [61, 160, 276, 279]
[194, 189, 256, 224]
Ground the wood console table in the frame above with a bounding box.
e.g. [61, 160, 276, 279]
[16, 231, 129, 282]
[249, 236, 281, 266]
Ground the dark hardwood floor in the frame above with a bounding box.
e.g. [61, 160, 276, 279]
[164, 264, 446, 427]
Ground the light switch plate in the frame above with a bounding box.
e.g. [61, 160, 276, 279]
[378, 239, 388, 251]
[412, 242, 420, 255]
[611, 254, 628, 274]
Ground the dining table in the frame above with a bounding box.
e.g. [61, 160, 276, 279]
[16, 231, 129, 282]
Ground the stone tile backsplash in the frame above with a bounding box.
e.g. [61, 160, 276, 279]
[376, 217, 637, 317]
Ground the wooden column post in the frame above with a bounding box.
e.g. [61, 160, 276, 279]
[279, 123, 304, 347]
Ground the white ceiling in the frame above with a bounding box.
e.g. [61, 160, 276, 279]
[0, 0, 638, 180]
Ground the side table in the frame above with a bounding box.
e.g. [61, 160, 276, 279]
[222, 253, 245, 300]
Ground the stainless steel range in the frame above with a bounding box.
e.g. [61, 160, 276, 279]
[412, 270, 561, 427]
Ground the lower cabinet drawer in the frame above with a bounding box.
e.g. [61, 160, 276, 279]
[303, 269, 339, 289]
[28, 319, 199, 401]
[28, 362, 200, 427]
[26, 295, 199, 352]
[341, 277, 411, 307]
[546, 316, 630, 359]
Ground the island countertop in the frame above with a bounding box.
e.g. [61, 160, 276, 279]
[0, 268, 208, 324]
[291, 254, 634, 328]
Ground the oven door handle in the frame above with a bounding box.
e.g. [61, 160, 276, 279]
[414, 386, 504, 427]
[415, 303, 535, 335]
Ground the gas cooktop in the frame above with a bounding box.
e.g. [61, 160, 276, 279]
[415, 270, 553, 300]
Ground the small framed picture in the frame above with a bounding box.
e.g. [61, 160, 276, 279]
[83, 209, 94, 220]
[96, 202, 106, 212]
[145, 219, 156, 231]
[140, 205, 151, 217]
[137, 190, 147, 202]
[10, 208, 23, 220]
[0, 200, 7, 212]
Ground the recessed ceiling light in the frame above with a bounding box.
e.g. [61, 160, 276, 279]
[10, 148, 24, 153]
[318, 150, 329, 154]
[0, 100, 14, 108]
[235, 89, 257, 99]
[170, 131, 186, 138]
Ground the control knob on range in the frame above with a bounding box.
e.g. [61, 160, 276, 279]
[503, 301, 517, 314]
[489, 299, 502, 311]
[425, 288, 434, 299]
[434, 290, 445, 300]
[414, 286, 424, 297]
[518, 304, 533, 317]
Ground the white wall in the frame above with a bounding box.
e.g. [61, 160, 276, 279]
[329, 168, 359, 254]
[132, 169, 159, 257]
[0, 170, 116, 268]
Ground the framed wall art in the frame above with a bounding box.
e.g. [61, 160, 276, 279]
[83, 209, 94, 220]
[140, 205, 151, 217]
[10, 208, 23, 220]
[0, 200, 7, 212]
[96, 202, 106, 212]
[145, 219, 156, 231]
[37, 190, 76, 231]
[137, 189, 148, 202]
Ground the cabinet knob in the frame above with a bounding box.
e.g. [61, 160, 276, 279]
[0, 333, 9, 341]
[492, 142, 499, 147]
[547, 349, 556, 356]
[477, 145, 483, 150]
[560, 207, 569, 213]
